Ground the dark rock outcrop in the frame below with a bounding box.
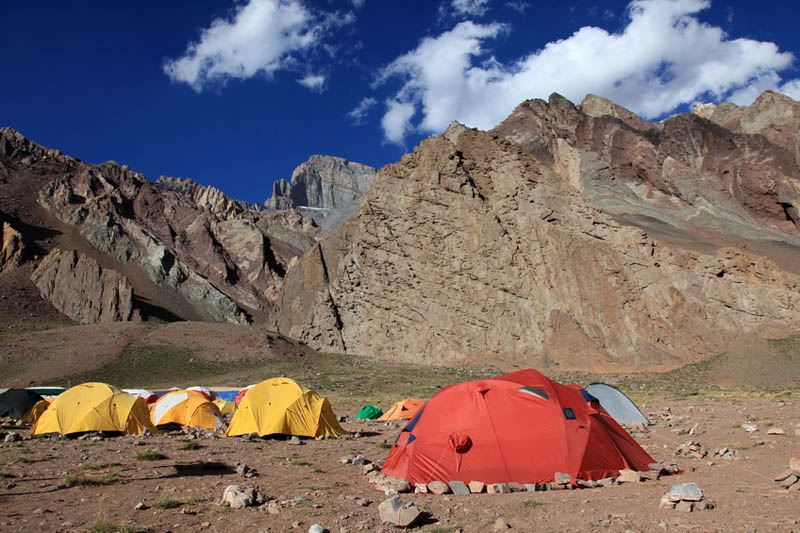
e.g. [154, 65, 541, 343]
[0, 221, 25, 273]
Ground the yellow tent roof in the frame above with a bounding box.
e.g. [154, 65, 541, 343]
[213, 399, 236, 416]
[32, 382, 158, 436]
[226, 377, 348, 439]
[151, 390, 224, 430]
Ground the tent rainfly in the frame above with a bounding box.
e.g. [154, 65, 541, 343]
[583, 383, 649, 425]
[33, 383, 158, 436]
[378, 399, 424, 421]
[151, 390, 225, 429]
[226, 378, 349, 439]
[381, 369, 654, 485]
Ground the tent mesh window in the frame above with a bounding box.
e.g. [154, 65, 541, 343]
[562, 407, 576, 420]
[517, 386, 549, 400]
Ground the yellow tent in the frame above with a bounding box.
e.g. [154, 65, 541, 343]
[213, 399, 236, 416]
[21, 399, 50, 425]
[151, 390, 224, 429]
[226, 377, 349, 439]
[32, 383, 158, 436]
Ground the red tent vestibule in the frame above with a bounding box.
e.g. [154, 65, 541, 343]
[381, 369, 654, 485]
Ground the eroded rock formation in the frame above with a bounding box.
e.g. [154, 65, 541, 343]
[31, 248, 134, 324]
[278, 100, 800, 369]
[0, 221, 25, 272]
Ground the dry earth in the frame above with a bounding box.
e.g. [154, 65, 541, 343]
[1, 396, 799, 533]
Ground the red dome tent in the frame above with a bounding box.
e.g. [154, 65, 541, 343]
[381, 369, 654, 485]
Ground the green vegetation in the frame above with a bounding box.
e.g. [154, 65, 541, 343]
[523, 498, 543, 508]
[61, 472, 120, 487]
[768, 336, 798, 361]
[178, 440, 202, 451]
[135, 450, 168, 461]
[86, 517, 151, 533]
[289, 458, 311, 466]
[152, 495, 199, 510]
[9, 455, 53, 465]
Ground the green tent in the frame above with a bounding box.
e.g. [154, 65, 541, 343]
[357, 404, 382, 420]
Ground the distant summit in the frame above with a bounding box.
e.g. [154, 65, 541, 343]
[266, 155, 375, 208]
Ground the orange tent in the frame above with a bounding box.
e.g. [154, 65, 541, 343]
[378, 399, 424, 421]
[381, 369, 654, 485]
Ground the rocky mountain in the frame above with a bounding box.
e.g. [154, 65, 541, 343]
[276, 92, 800, 370]
[0, 127, 322, 325]
[265, 155, 376, 229]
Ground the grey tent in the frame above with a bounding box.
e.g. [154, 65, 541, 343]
[585, 383, 649, 425]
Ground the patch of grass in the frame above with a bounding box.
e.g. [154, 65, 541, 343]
[734, 487, 744, 493]
[523, 498, 543, 508]
[376, 442, 393, 449]
[135, 450, 168, 461]
[428, 527, 463, 533]
[81, 461, 122, 471]
[289, 458, 312, 467]
[86, 517, 151, 533]
[152, 495, 199, 510]
[178, 440, 202, 451]
[310, 467, 325, 473]
[61, 472, 120, 487]
[767, 336, 799, 361]
[0, 471, 16, 478]
[45, 343, 271, 389]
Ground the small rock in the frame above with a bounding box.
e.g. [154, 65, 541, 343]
[351, 455, 368, 466]
[767, 427, 785, 435]
[598, 477, 617, 487]
[790, 457, 800, 476]
[523, 483, 538, 492]
[779, 474, 797, 488]
[414, 483, 428, 494]
[428, 481, 450, 495]
[309, 525, 325, 533]
[354, 498, 371, 507]
[675, 500, 694, 513]
[553, 472, 571, 485]
[377, 496, 422, 528]
[773, 469, 795, 482]
[361, 463, 378, 475]
[449, 480, 470, 495]
[658, 495, 676, 509]
[487, 483, 511, 494]
[380, 476, 411, 493]
[223, 485, 253, 509]
[493, 517, 510, 530]
[134, 502, 148, 511]
[468, 481, 485, 493]
[617, 470, 641, 484]
[507, 482, 524, 492]
[267, 502, 280, 515]
[741, 423, 758, 433]
[668, 483, 703, 502]
[4, 432, 20, 443]
[288, 436, 303, 445]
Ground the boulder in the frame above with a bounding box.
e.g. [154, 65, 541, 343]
[428, 481, 450, 495]
[668, 483, 704, 502]
[377, 496, 423, 528]
[222, 485, 253, 509]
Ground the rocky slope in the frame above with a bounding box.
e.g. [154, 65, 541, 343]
[277, 94, 800, 370]
[0, 127, 322, 325]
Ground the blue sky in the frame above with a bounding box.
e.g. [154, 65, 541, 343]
[2, 0, 799, 204]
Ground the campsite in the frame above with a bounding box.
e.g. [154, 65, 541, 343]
[1, 324, 799, 532]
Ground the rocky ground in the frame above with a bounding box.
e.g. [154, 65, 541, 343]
[1, 396, 798, 533]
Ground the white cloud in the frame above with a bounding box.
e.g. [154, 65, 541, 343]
[298, 73, 326, 92]
[163, 0, 353, 91]
[506, 2, 531, 15]
[347, 97, 377, 125]
[381, 100, 416, 145]
[375, 0, 797, 144]
[447, 0, 491, 18]
[351, 0, 366, 8]
[779, 80, 800, 101]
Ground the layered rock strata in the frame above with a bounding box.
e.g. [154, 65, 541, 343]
[278, 119, 800, 369]
[31, 248, 134, 324]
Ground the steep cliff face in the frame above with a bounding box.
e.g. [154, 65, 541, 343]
[265, 155, 376, 210]
[0, 221, 25, 273]
[278, 117, 800, 370]
[31, 248, 134, 324]
[0, 127, 321, 325]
